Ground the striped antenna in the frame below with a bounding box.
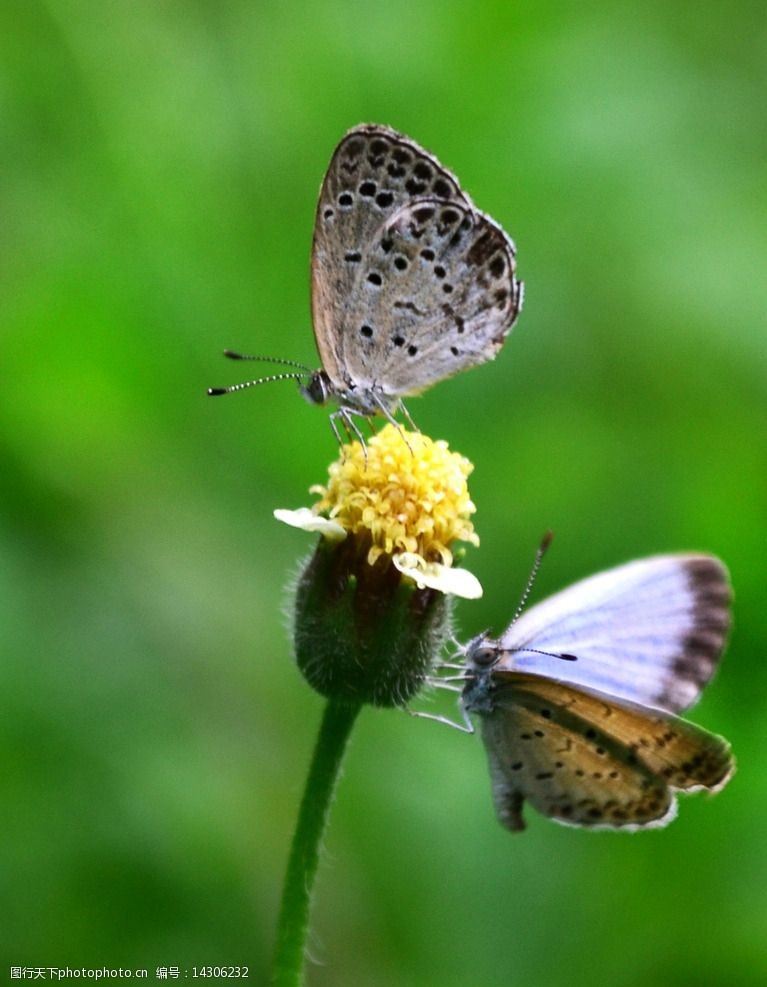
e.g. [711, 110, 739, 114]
[207, 371, 306, 396]
[509, 530, 554, 626]
[207, 349, 314, 397]
[505, 534, 578, 662]
[223, 350, 314, 373]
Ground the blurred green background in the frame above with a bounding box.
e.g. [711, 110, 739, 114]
[3, 1, 766, 984]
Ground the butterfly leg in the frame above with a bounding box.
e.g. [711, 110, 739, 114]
[445, 631, 466, 654]
[330, 408, 369, 454]
[426, 680, 463, 693]
[404, 706, 475, 733]
[370, 393, 414, 454]
[399, 400, 419, 433]
[328, 410, 349, 453]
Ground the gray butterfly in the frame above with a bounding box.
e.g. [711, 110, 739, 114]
[209, 124, 523, 442]
[457, 553, 734, 832]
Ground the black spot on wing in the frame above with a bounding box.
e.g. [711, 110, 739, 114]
[490, 254, 506, 278]
[413, 205, 436, 223]
[393, 299, 427, 317]
[466, 229, 497, 266]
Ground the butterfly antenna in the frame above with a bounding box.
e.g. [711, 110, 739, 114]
[513, 647, 578, 662]
[510, 530, 554, 625]
[505, 532, 576, 662]
[222, 351, 314, 373]
[207, 371, 306, 396]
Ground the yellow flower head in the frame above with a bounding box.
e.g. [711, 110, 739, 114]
[314, 424, 478, 564]
[276, 424, 481, 599]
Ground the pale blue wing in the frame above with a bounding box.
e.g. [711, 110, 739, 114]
[496, 555, 730, 713]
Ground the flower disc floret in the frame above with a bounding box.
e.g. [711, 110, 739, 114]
[312, 424, 478, 567]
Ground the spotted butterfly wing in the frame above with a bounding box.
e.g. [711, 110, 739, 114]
[462, 554, 734, 831]
[311, 124, 522, 415]
[478, 673, 733, 831]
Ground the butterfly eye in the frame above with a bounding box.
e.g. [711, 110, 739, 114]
[470, 645, 498, 667]
[301, 371, 330, 407]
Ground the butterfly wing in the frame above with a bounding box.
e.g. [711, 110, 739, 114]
[496, 555, 731, 713]
[311, 124, 521, 399]
[477, 672, 733, 831]
[345, 200, 521, 397]
[312, 124, 471, 392]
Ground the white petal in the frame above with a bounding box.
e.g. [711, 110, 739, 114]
[273, 508, 347, 541]
[393, 553, 483, 599]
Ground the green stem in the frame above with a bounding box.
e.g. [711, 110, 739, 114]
[271, 698, 362, 987]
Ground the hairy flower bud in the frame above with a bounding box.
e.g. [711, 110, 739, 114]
[276, 425, 481, 707]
